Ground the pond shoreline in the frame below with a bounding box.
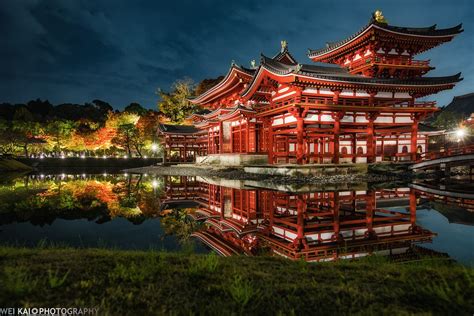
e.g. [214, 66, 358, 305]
[126, 163, 414, 185]
[0, 246, 472, 315]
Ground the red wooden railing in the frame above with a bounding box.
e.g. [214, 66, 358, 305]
[350, 57, 430, 70]
[418, 144, 474, 162]
[256, 95, 436, 113]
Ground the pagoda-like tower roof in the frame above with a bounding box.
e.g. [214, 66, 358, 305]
[240, 55, 462, 99]
[308, 12, 463, 63]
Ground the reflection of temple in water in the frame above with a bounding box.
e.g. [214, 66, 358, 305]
[160, 176, 444, 262]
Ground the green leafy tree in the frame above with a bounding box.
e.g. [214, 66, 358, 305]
[46, 120, 76, 152]
[433, 110, 464, 130]
[0, 119, 16, 155]
[12, 121, 43, 157]
[112, 124, 137, 156]
[157, 78, 201, 123]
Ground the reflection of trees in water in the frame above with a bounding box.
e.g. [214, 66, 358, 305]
[160, 208, 202, 243]
[0, 175, 164, 226]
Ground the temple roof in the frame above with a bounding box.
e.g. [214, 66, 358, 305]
[272, 44, 298, 65]
[241, 55, 462, 97]
[158, 124, 200, 134]
[308, 16, 463, 61]
[444, 93, 474, 117]
[189, 64, 255, 104]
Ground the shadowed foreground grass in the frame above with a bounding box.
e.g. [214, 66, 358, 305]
[0, 246, 473, 315]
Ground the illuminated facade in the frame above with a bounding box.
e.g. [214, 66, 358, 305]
[159, 12, 463, 165]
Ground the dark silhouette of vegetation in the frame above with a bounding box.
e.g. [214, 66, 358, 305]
[194, 76, 224, 96]
[433, 110, 465, 130]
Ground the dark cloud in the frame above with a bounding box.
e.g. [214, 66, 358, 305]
[0, 0, 473, 109]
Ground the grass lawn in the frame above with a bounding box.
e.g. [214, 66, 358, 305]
[0, 246, 473, 315]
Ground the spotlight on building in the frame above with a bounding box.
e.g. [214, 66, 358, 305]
[455, 128, 466, 139]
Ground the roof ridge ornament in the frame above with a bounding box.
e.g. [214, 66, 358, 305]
[281, 40, 288, 52]
[250, 59, 257, 69]
[372, 10, 388, 25]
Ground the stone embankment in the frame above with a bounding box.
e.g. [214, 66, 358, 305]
[126, 163, 413, 186]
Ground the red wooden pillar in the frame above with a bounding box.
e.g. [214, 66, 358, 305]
[220, 187, 225, 220]
[332, 89, 341, 105]
[296, 112, 305, 165]
[351, 133, 357, 163]
[366, 113, 376, 163]
[239, 120, 243, 153]
[332, 112, 344, 164]
[207, 130, 211, 154]
[219, 122, 223, 154]
[246, 119, 250, 153]
[366, 190, 375, 237]
[320, 138, 325, 164]
[296, 195, 306, 248]
[411, 115, 419, 161]
[268, 120, 274, 164]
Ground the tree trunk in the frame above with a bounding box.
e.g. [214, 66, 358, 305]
[134, 144, 142, 157]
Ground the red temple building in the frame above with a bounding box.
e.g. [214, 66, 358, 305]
[159, 11, 463, 165]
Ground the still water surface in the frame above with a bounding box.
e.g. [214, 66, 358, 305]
[0, 172, 473, 265]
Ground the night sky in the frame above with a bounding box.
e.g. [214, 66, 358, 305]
[1, 0, 473, 109]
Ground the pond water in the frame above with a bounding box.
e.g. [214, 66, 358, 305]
[0, 172, 473, 265]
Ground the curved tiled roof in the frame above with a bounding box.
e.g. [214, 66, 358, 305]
[158, 124, 200, 134]
[308, 21, 463, 58]
[261, 55, 462, 86]
[189, 64, 255, 103]
[272, 46, 298, 65]
[241, 56, 462, 97]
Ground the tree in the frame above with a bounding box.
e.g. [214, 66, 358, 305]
[12, 121, 43, 157]
[157, 78, 201, 123]
[433, 110, 464, 130]
[92, 99, 113, 113]
[194, 76, 224, 96]
[112, 124, 137, 156]
[124, 103, 147, 116]
[46, 120, 76, 152]
[13, 107, 35, 122]
[0, 119, 16, 155]
[26, 99, 53, 119]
